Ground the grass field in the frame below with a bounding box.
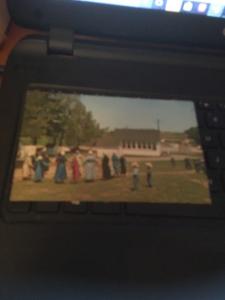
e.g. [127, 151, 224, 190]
[10, 160, 211, 204]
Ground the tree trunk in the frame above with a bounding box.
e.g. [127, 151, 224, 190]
[52, 135, 57, 146]
[32, 137, 38, 145]
[59, 131, 65, 146]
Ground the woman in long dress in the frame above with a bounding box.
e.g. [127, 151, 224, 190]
[71, 154, 80, 183]
[42, 151, 50, 179]
[84, 150, 97, 182]
[146, 162, 153, 188]
[76, 151, 84, 178]
[33, 155, 44, 182]
[54, 152, 67, 183]
[102, 154, 111, 180]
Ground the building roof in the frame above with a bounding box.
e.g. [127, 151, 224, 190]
[94, 129, 160, 148]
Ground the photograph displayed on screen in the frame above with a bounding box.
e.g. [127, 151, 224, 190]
[10, 89, 211, 204]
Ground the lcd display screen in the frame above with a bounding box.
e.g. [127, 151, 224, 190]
[77, 0, 225, 18]
[10, 89, 211, 204]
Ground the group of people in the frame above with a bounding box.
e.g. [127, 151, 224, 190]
[22, 150, 50, 182]
[21, 148, 154, 190]
[170, 157, 205, 173]
[102, 153, 127, 180]
[22, 149, 204, 191]
[21, 149, 128, 184]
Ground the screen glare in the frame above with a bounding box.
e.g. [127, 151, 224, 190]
[77, 0, 225, 18]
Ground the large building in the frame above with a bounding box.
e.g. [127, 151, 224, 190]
[83, 129, 161, 157]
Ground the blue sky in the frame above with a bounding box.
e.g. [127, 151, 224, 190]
[80, 94, 197, 132]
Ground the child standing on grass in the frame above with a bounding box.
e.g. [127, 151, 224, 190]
[146, 162, 153, 188]
[131, 162, 140, 191]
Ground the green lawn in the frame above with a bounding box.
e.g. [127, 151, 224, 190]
[10, 160, 211, 204]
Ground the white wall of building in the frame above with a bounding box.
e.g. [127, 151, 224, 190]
[93, 144, 161, 158]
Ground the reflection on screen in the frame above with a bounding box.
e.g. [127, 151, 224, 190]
[10, 89, 211, 204]
[77, 0, 225, 18]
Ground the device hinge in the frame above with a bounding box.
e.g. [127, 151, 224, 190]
[48, 28, 74, 56]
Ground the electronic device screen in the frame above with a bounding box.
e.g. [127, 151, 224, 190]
[10, 89, 211, 205]
[77, 0, 225, 18]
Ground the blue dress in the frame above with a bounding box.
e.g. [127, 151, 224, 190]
[54, 155, 67, 183]
[33, 158, 44, 182]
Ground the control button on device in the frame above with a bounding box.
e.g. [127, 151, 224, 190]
[90, 203, 121, 215]
[64, 202, 87, 214]
[206, 112, 224, 129]
[217, 103, 225, 111]
[152, 0, 166, 9]
[220, 132, 225, 148]
[126, 203, 163, 216]
[209, 4, 222, 17]
[207, 171, 221, 193]
[197, 100, 216, 110]
[201, 131, 218, 148]
[183, 1, 194, 12]
[34, 202, 59, 213]
[7, 202, 30, 213]
[198, 3, 208, 13]
[206, 151, 225, 169]
[126, 203, 147, 215]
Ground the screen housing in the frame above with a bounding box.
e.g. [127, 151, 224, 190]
[7, 0, 225, 50]
[1, 36, 225, 222]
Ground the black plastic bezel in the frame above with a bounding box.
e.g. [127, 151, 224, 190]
[7, 0, 225, 50]
[1, 36, 225, 223]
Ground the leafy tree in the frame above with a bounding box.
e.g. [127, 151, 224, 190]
[21, 90, 50, 144]
[21, 90, 105, 147]
[185, 127, 200, 145]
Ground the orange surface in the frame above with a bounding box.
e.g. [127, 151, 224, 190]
[0, 23, 42, 66]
